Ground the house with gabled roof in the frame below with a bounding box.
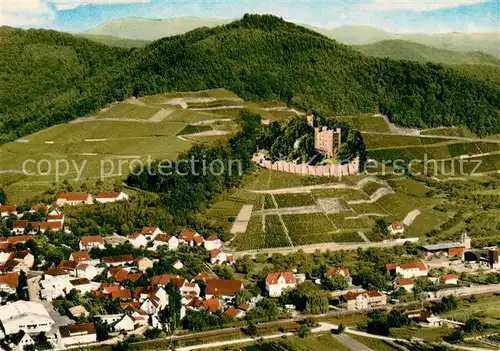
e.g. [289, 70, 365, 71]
[386, 261, 427, 278]
[79, 235, 104, 251]
[0, 272, 19, 295]
[266, 272, 296, 297]
[12, 220, 28, 235]
[393, 278, 414, 292]
[327, 267, 352, 285]
[127, 232, 148, 248]
[178, 230, 203, 246]
[440, 273, 458, 285]
[69, 251, 90, 264]
[134, 257, 153, 273]
[141, 226, 163, 239]
[0, 204, 17, 218]
[46, 209, 64, 222]
[149, 233, 178, 251]
[58, 322, 96, 347]
[205, 279, 243, 300]
[204, 235, 222, 251]
[341, 290, 387, 310]
[95, 192, 129, 204]
[102, 254, 134, 267]
[210, 249, 235, 265]
[389, 221, 405, 235]
[55, 193, 93, 207]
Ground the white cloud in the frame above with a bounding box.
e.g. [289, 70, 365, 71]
[0, 0, 150, 27]
[0, 0, 54, 26]
[369, 0, 489, 12]
[48, 0, 150, 11]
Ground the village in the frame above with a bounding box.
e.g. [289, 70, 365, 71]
[0, 193, 500, 350]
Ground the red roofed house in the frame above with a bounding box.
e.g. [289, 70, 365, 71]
[205, 279, 243, 300]
[0, 272, 19, 295]
[210, 249, 235, 265]
[150, 233, 179, 251]
[55, 193, 93, 207]
[95, 192, 129, 204]
[6, 236, 33, 248]
[69, 251, 90, 264]
[440, 274, 458, 285]
[386, 261, 427, 279]
[102, 254, 134, 267]
[178, 230, 204, 246]
[151, 274, 182, 287]
[223, 307, 245, 319]
[127, 232, 148, 248]
[393, 278, 414, 292]
[204, 235, 222, 251]
[46, 209, 64, 222]
[141, 226, 163, 239]
[12, 220, 28, 235]
[193, 272, 212, 281]
[341, 290, 387, 310]
[266, 272, 296, 297]
[201, 298, 220, 313]
[29, 220, 64, 233]
[327, 267, 352, 285]
[31, 204, 48, 213]
[79, 235, 105, 251]
[389, 222, 405, 235]
[0, 204, 17, 218]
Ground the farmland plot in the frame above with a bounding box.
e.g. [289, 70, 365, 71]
[274, 193, 316, 208]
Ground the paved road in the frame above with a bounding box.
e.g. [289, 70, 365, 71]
[233, 238, 419, 257]
[334, 333, 374, 351]
[176, 322, 337, 351]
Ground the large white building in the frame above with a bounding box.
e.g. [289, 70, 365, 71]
[58, 323, 97, 347]
[386, 261, 427, 279]
[95, 192, 129, 204]
[0, 301, 55, 335]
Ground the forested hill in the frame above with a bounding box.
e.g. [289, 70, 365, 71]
[0, 26, 131, 141]
[1, 15, 500, 143]
[129, 15, 500, 135]
[353, 40, 500, 66]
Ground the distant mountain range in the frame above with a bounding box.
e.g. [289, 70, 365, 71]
[84, 17, 500, 56]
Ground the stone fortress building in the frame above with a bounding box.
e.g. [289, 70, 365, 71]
[252, 115, 359, 178]
[307, 115, 341, 158]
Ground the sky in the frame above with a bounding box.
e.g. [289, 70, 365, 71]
[1, 0, 499, 33]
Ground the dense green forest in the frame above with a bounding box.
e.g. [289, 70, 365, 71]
[1, 14, 500, 143]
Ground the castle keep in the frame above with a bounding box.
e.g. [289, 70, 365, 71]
[314, 126, 341, 158]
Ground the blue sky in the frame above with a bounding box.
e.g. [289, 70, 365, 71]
[1, 0, 499, 33]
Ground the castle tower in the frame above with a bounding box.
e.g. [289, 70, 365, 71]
[314, 126, 341, 158]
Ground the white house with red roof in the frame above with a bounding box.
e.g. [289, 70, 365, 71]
[0, 204, 17, 218]
[209, 249, 235, 265]
[178, 230, 204, 246]
[12, 220, 28, 235]
[389, 222, 405, 235]
[204, 235, 222, 251]
[149, 233, 178, 251]
[0, 272, 19, 295]
[205, 279, 243, 300]
[266, 272, 296, 297]
[440, 273, 458, 285]
[55, 193, 93, 207]
[341, 290, 387, 310]
[75, 263, 99, 280]
[69, 251, 90, 264]
[141, 226, 163, 239]
[47, 209, 64, 222]
[79, 235, 105, 251]
[127, 232, 148, 248]
[327, 267, 352, 285]
[95, 192, 129, 204]
[393, 278, 414, 292]
[386, 261, 427, 278]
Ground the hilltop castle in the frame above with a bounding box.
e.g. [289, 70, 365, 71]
[307, 115, 341, 158]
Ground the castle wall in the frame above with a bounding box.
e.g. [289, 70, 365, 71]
[251, 153, 360, 178]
